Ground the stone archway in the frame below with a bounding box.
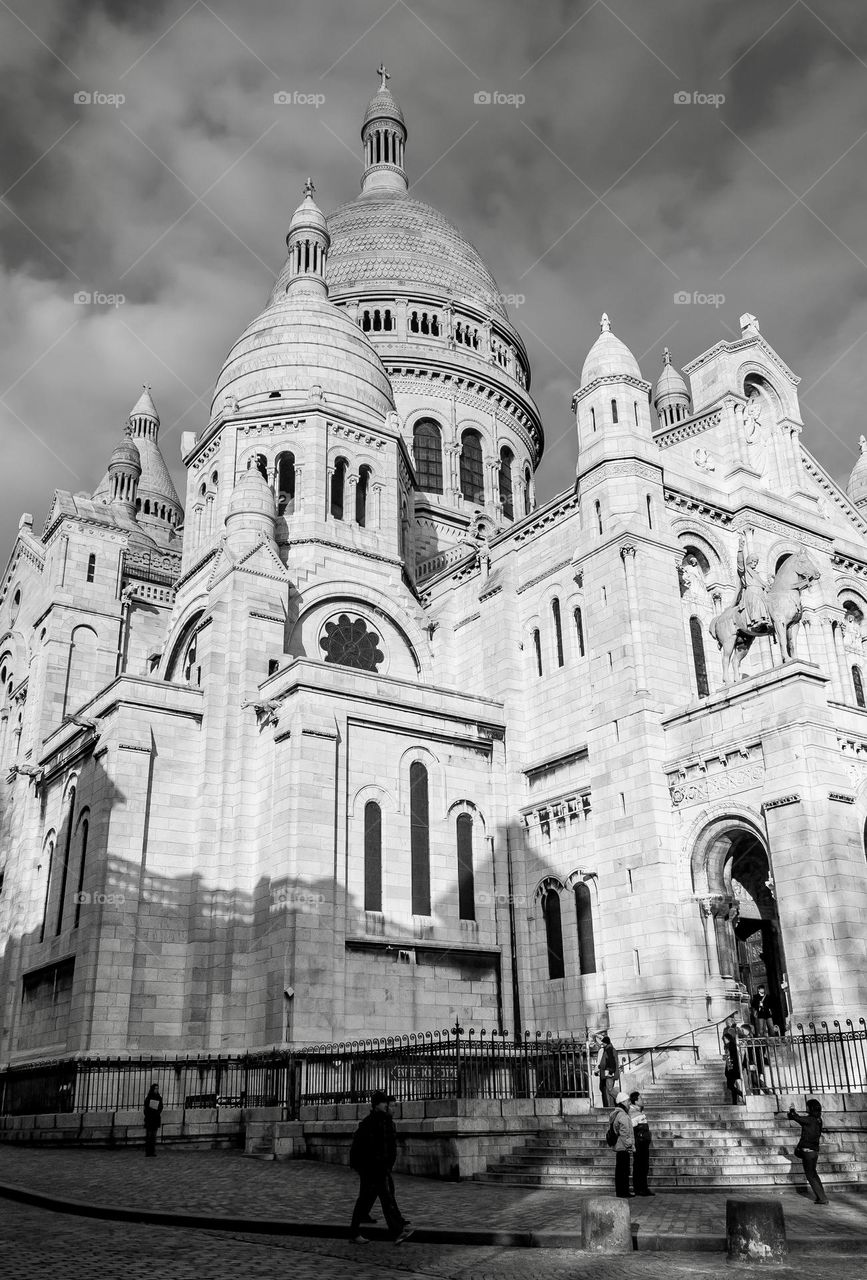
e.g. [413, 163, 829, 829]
[691, 818, 788, 1028]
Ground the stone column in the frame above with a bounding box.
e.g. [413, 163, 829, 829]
[620, 545, 648, 694]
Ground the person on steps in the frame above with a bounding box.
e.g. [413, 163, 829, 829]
[596, 1035, 619, 1108]
[788, 1098, 829, 1205]
[611, 1091, 634, 1199]
[629, 1090, 653, 1196]
[722, 1015, 745, 1104]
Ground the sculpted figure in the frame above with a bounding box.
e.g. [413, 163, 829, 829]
[735, 536, 770, 629]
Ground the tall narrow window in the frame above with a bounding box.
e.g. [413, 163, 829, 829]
[523, 467, 532, 515]
[575, 882, 597, 975]
[276, 453, 295, 517]
[611, 399, 618, 424]
[498, 446, 514, 519]
[73, 818, 89, 927]
[459, 430, 485, 503]
[689, 615, 709, 698]
[413, 420, 443, 493]
[595, 501, 603, 536]
[39, 839, 55, 944]
[544, 889, 565, 979]
[456, 813, 475, 921]
[409, 762, 431, 916]
[532, 628, 543, 677]
[86, 553, 96, 583]
[330, 457, 348, 520]
[854, 665, 866, 708]
[356, 465, 371, 527]
[646, 495, 652, 528]
[574, 607, 586, 658]
[590, 406, 596, 433]
[364, 801, 382, 912]
[552, 598, 564, 667]
[55, 790, 76, 936]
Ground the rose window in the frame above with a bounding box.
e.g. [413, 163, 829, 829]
[319, 614, 384, 672]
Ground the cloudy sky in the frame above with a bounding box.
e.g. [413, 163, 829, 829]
[1, 0, 867, 553]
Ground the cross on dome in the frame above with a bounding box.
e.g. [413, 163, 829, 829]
[600, 313, 611, 333]
[663, 346, 672, 365]
[377, 63, 390, 89]
[303, 177, 315, 198]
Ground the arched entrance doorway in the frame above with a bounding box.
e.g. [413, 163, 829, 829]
[692, 819, 788, 1029]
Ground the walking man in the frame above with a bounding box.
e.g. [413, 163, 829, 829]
[143, 1082, 163, 1157]
[597, 1035, 618, 1107]
[611, 1090, 634, 1199]
[788, 1099, 829, 1204]
[348, 1091, 414, 1243]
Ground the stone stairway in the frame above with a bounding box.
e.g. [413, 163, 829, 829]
[475, 1058, 867, 1191]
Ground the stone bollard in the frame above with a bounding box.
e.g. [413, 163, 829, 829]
[726, 1199, 788, 1264]
[581, 1196, 632, 1253]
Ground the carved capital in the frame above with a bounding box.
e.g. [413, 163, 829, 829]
[620, 544, 637, 561]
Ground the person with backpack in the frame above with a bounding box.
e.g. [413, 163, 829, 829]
[596, 1034, 618, 1107]
[629, 1090, 653, 1196]
[607, 1090, 635, 1199]
[348, 1091, 414, 1243]
[788, 1098, 829, 1204]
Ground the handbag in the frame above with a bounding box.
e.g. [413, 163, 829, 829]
[793, 1142, 804, 1159]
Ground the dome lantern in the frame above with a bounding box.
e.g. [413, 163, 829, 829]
[108, 425, 141, 512]
[360, 64, 408, 195]
[285, 178, 330, 299]
[653, 347, 691, 427]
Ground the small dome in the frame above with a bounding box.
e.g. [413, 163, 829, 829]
[847, 435, 867, 507]
[227, 466, 276, 522]
[288, 179, 329, 239]
[363, 84, 405, 129]
[212, 294, 395, 420]
[654, 347, 690, 406]
[109, 439, 141, 470]
[580, 313, 642, 387]
[130, 386, 159, 421]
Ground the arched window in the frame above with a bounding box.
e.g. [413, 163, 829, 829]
[590, 406, 596, 433]
[498, 446, 514, 519]
[646, 495, 652, 529]
[73, 817, 89, 928]
[532, 628, 543, 677]
[39, 836, 55, 944]
[63, 626, 99, 719]
[611, 399, 618, 425]
[364, 801, 382, 913]
[574, 607, 586, 658]
[595, 500, 603, 536]
[853, 665, 866, 708]
[543, 888, 565, 979]
[330, 457, 348, 520]
[166, 611, 204, 683]
[409, 762, 431, 916]
[356, 465, 371, 527]
[523, 466, 532, 515]
[552, 598, 564, 667]
[413, 420, 443, 493]
[254, 454, 268, 481]
[689, 615, 709, 698]
[575, 882, 597, 975]
[55, 788, 76, 936]
[456, 813, 475, 921]
[276, 453, 295, 517]
[86, 553, 96, 583]
[459, 430, 485, 503]
[634, 401, 639, 427]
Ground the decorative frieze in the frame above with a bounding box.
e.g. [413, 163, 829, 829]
[517, 556, 575, 594]
[521, 791, 591, 837]
[667, 742, 764, 808]
[829, 791, 855, 804]
[654, 409, 723, 451]
[762, 794, 801, 811]
[664, 489, 734, 526]
[512, 494, 581, 546]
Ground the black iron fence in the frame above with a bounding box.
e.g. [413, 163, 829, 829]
[740, 1019, 867, 1095]
[0, 1030, 591, 1118]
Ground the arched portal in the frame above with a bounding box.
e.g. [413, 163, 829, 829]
[691, 818, 787, 1027]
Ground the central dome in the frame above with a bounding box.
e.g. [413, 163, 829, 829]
[269, 191, 508, 321]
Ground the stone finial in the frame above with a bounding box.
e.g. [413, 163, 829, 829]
[739, 312, 760, 337]
[860, 434, 867, 454]
[663, 346, 671, 366]
[600, 312, 611, 333]
[377, 62, 390, 89]
[303, 176, 315, 198]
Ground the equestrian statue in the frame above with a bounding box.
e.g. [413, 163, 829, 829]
[710, 536, 821, 682]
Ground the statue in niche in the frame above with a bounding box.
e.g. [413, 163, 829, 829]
[679, 554, 707, 604]
[742, 393, 770, 483]
[842, 609, 864, 653]
[734, 535, 771, 629]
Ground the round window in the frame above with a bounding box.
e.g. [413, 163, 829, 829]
[319, 614, 384, 672]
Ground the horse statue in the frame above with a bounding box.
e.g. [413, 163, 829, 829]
[710, 548, 821, 682]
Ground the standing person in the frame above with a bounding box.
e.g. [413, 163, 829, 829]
[597, 1035, 618, 1107]
[610, 1091, 634, 1200]
[629, 1090, 653, 1196]
[722, 1015, 744, 1104]
[788, 1099, 829, 1205]
[751, 985, 774, 1037]
[348, 1091, 414, 1244]
[143, 1083, 163, 1157]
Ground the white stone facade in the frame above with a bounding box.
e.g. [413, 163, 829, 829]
[1, 81, 866, 1064]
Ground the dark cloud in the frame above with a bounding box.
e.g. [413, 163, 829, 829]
[2, 0, 867, 553]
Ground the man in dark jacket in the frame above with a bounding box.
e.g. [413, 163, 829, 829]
[348, 1091, 414, 1243]
[751, 986, 774, 1036]
[143, 1083, 163, 1157]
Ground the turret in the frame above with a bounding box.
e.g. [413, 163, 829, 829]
[653, 347, 691, 427]
[572, 313, 654, 476]
[225, 461, 278, 555]
[285, 179, 330, 299]
[360, 64, 408, 195]
[107, 430, 141, 514]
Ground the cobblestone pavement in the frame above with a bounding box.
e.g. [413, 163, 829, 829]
[0, 1145, 865, 1245]
[4, 1201, 867, 1280]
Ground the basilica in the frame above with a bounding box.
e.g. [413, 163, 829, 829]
[1, 74, 866, 1064]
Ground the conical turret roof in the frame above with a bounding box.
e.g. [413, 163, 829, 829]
[580, 314, 642, 387]
[847, 435, 867, 507]
[654, 347, 690, 406]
